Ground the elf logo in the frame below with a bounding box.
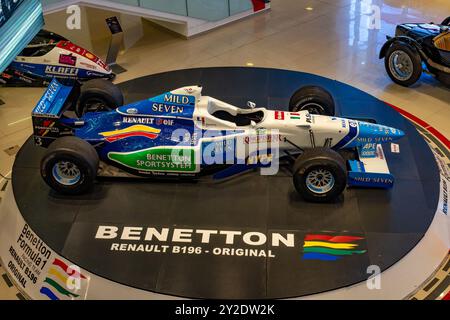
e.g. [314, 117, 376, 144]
[45, 66, 79, 76]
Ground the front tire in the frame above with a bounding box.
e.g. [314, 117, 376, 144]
[76, 79, 124, 116]
[385, 42, 422, 87]
[41, 136, 99, 195]
[293, 148, 347, 203]
[289, 86, 335, 116]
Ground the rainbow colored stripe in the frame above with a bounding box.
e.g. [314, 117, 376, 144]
[302, 234, 366, 261]
[100, 125, 161, 143]
[40, 258, 87, 301]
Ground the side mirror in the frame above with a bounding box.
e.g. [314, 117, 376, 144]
[247, 101, 256, 109]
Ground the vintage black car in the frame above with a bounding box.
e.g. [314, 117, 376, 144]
[380, 17, 450, 87]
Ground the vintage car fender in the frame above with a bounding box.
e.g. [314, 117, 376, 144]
[379, 36, 423, 59]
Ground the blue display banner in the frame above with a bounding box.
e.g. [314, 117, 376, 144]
[0, 0, 43, 73]
[0, 0, 25, 28]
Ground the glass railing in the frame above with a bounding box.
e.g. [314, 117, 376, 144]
[41, 0, 264, 21]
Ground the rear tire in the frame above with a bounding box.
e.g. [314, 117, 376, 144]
[385, 42, 422, 87]
[289, 86, 335, 116]
[76, 79, 124, 116]
[293, 148, 347, 203]
[41, 136, 99, 195]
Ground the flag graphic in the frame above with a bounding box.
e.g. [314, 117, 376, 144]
[290, 112, 301, 120]
[100, 125, 161, 142]
[302, 234, 366, 261]
[275, 111, 285, 120]
[196, 116, 206, 126]
[40, 258, 88, 301]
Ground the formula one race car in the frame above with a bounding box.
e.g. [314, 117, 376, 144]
[31, 79, 404, 202]
[0, 30, 114, 87]
[380, 17, 450, 87]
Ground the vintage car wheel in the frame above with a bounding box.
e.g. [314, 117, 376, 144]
[289, 86, 335, 116]
[76, 79, 124, 116]
[293, 148, 347, 203]
[385, 42, 422, 87]
[41, 137, 99, 195]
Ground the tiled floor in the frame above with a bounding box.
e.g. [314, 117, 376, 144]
[0, 0, 449, 299]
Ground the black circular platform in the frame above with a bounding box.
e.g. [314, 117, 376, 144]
[12, 67, 440, 299]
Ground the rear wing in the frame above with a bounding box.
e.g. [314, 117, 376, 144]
[32, 78, 79, 147]
[32, 78, 77, 118]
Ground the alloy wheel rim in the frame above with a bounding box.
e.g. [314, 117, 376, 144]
[389, 50, 414, 81]
[305, 169, 335, 194]
[52, 161, 81, 186]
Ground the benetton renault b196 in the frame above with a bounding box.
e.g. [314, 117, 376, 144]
[31, 79, 404, 202]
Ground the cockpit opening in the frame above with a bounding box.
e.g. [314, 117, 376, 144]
[212, 110, 265, 126]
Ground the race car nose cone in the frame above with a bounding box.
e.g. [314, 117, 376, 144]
[347, 121, 405, 148]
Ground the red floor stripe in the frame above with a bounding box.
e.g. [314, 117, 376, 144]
[443, 290, 450, 300]
[385, 102, 450, 150]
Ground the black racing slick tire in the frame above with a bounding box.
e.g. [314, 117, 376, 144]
[293, 148, 347, 203]
[41, 136, 99, 195]
[289, 86, 335, 116]
[384, 42, 422, 87]
[76, 79, 124, 116]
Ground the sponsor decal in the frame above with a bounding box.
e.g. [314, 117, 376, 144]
[86, 71, 106, 77]
[247, 154, 273, 165]
[59, 54, 77, 67]
[58, 41, 99, 63]
[45, 65, 79, 76]
[100, 125, 161, 143]
[196, 116, 206, 126]
[302, 234, 367, 261]
[156, 118, 174, 126]
[40, 258, 88, 301]
[164, 94, 190, 105]
[126, 108, 138, 115]
[34, 80, 61, 114]
[244, 133, 281, 145]
[122, 117, 154, 124]
[85, 52, 95, 60]
[290, 112, 301, 120]
[121, 117, 174, 126]
[35, 120, 58, 137]
[275, 111, 285, 120]
[79, 61, 97, 70]
[1, 72, 12, 79]
[441, 179, 448, 215]
[108, 147, 196, 173]
[391, 143, 400, 153]
[152, 103, 184, 114]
